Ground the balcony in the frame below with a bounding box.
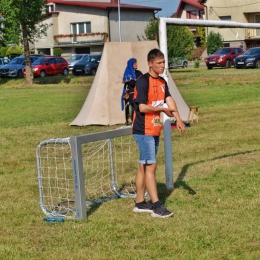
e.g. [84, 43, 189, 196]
[245, 28, 260, 39]
[53, 32, 108, 45]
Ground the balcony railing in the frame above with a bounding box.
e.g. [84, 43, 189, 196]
[53, 32, 108, 44]
[245, 28, 260, 39]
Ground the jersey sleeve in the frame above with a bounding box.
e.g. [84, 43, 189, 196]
[134, 74, 149, 105]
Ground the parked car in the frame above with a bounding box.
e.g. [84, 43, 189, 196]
[67, 54, 90, 71]
[234, 47, 260, 68]
[205, 47, 244, 69]
[168, 57, 188, 68]
[23, 56, 69, 77]
[72, 54, 102, 76]
[0, 58, 10, 68]
[0, 55, 41, 78]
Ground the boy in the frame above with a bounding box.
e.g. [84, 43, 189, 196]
[132, 48, 186, 218]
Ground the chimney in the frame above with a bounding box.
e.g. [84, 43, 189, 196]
[111, 0, 118, 4]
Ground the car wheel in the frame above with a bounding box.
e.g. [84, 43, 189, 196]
[182, 61, 188, 68]
[40, 70, 46, 77]
[255, 60, 260, 68]
[62, 68, 69, 76]
[17, 70, 23, 78]
[225, 60, 231, 68]
[91, 68, 96, 75]
[207, 66, 213, 70]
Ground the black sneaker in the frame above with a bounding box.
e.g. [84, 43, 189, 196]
[133, 201, 153, 213]
[151, 204, 174, 218]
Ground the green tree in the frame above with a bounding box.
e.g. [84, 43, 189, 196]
[53, 48, 62, 56]
[0, 0, 50, 84]
[167, 25, 194, 59]
[6, 45, 23, 58]
[142, 19, 194, 60]
[206, 31, 224, 55]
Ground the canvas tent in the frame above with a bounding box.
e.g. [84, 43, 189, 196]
[70, 41, 190, 126]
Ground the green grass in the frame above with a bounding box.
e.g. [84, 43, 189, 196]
[0, 68, 260, 259]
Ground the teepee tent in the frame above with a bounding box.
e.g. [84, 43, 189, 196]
[70, 41, 189, 126]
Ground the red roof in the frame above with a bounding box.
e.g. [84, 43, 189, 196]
[174, 0, 203, 17]
[45, 0, 161, 11]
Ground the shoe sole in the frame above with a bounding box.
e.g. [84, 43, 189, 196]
[151, 212, 174, 218]
[133, 207, 153, 213]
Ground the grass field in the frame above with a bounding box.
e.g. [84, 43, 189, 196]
[0, 67, 259, 259]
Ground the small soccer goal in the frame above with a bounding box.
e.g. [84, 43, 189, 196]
[36, 127, 140, 220]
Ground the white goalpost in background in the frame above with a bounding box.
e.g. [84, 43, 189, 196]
[159, 17, 260, 192]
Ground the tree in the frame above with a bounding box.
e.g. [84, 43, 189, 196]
[206, 31, 224, 55]
[0, 0, 50, 84]
[167, 25, 194, 59]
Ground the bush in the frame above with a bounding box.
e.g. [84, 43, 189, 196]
[194, 60, 200, 68]
[6, 46, 23, 58]
[206, 31, 224, 55]
[53, 48, 62, 56]
[0, 47, 9, 57]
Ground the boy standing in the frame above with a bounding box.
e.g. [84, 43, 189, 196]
[132, 48, 186, 218]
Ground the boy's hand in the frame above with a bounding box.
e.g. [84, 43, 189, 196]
[176, 120, 186, 134]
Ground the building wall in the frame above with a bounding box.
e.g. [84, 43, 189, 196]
[109, 10, 154, 42]
[204, 0, 260, 46]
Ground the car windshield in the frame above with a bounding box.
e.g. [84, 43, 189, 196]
[215, 49, 230, 55]
[67, 55, 85, 62]
[9, 58, 24, 64]
[32, 58, 47, 65]
[82, 56, 91, 62]
[244, 48, 260, 55]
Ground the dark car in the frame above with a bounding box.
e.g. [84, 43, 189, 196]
[23, 56, 69, 77]
[168, 57, 188, 68]
[205, 47, 244, 69]
[72, 54, 101, 76]
[234, 47, 260, 68]
[67, 54, 90, 71]
[0, 55, 41, 78]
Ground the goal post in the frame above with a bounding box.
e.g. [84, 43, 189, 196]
[36, 126, 141, 220]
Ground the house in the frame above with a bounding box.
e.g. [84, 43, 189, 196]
[35, 0, 161, 57]
[174, 0, 205, 58]
[198, 0, 260, 49]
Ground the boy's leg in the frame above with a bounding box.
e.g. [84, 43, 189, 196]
[144, 164, 159, 203]
[135, 164, 146, 203]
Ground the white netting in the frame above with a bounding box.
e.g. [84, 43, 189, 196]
[37, 134, 139, 218]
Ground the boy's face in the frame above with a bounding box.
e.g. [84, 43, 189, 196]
[133, 61, 138, 70]
[148, 57, 165, 76]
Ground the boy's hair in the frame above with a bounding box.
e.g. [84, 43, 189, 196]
[147, 48, 164, 62]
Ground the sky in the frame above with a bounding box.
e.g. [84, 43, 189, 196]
[120, 0, 181, 18]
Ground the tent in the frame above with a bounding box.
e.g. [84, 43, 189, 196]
[70, 41, 189, 126]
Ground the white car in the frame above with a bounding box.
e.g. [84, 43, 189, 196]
[169, 57, 188, 68]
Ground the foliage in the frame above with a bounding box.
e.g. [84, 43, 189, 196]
[143, 18, 159, 41]
[167, 25, 194, 60]
[206, 30, 224, 54]
[0, 46, 9, 57]
[193, 60, 200, 68]
[143, 19, 194, 59]
[53, 47, 62, 56]
[195, 27, 206, 47]
[0, 0, 51, 84]
[6, 45, 23, 58]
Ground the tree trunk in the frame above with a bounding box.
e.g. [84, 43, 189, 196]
[22, 24, 33, 85]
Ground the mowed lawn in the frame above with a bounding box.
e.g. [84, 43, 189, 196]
[0, 67, 259, 260]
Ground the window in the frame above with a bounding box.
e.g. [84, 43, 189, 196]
[187, 11, 197, 19]
[219, 16, 231, 21]
[255, 15, 260, 36]
[71, 22, 91, 35]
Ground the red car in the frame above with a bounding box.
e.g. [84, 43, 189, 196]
[23, 56, 69, 77]
[205, 47, 244, 69]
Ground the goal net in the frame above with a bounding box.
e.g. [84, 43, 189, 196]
[36, 127, 140, 219]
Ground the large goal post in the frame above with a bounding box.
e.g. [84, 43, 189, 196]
[36, 127, 141, 220]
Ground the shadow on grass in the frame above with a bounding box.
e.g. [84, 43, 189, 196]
[174, 149, 259, 196]
[34, 75, 72, 84]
